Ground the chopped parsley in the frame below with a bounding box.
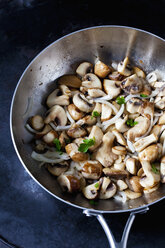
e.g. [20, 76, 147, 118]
[78, 137, 95, 153]
[126, 119, 138, 127]
[140, 94, 148, 98]
[53, 138, 62, 154]
[151, 164, 159, 174]
[91, 111, 100, 120]
[94, 182, 100, 189]
[116, 96, 125, 105]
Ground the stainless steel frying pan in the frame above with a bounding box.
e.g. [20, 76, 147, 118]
[10, 26, 165, 248]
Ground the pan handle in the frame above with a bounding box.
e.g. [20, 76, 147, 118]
[83, 207, 149, 248]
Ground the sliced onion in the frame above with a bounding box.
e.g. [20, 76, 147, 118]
[102, 104, 124, 131]
[93, 95, 113, 101]
[25, 123, 38, 134]
[127, 139, 135, 153]
[93, 99, 118, 114]
[31, 151, 68, 163]
[49, 122, 71, 131]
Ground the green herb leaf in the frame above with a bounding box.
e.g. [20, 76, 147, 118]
[78, 138, 95, 153]
[89, 200, 98, 206]
[91, 111, 100, 120]
[53, 138, 62, 152]
[126, 119, 138, 127]
[94, 182, 100, 189]
[151, 164, 159, 174]
[116, 96, 126, 105]
[140, 94, 148, 98]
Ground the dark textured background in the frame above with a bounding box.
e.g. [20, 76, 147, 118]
[1, 0, 165, 247]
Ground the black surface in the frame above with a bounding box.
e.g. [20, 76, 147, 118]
[1, 0, 165, 247]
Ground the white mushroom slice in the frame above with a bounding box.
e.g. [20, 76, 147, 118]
[103, 79, 121, 99]
[58, 74, 81, 88]
[160, 156, 165, 183]
[150, 124, 163, 137]
[117, 180, 128, 191]
[47, 162, 69, 176]
[155, 96, 165, 109]
[92, 102, 102, 114]
[127, 116, 150, 142]
[115, 115, 129, 133]
[126, 176, 143, 193]
[101, 103, 112, 122]
[94, 132, 118, 167]
[121, 74, 144, 94]
[82, 73, 102, 89]
[126, 97, 143, 114]
[124, 189, 142, 199]
[57, 174, 81, 193]
[88, 125, 103, 151]
[158, 112, 165, 124]
[138, 144, 162, 162]
[44, 105, 67, 126]
[114, 162, 125, 171]
[82, 181, 100, 199]
[67, 124, 87, 138]
[112, 129, 127, 146]
[103, 167, 129, 179]
[133, 66, 145, 78]
[28, 115, 45, 131]
[73, 93, 94, 113]
[143, 183, 160, 194]
[99, 177, 117, 199]
[125, 158, 138, 175]
[46, 89, 70, 108]
[59, 84, 71, 97]
[78, 115, 97, 126]
[76, 62, 93, 77]
[65, 143, 89, 162]
[112, 146, 127, 155]
[81, 160, 102, 179]
[133, 133, 158, 152]
[67, 104, 84, 121]
[139, 101, 154, 119]
[94, 60, 112, 78]
[88, 88, 106, 98]
[139, 160, 160, 188]
[117, 57, 132, 76]
[42, 130, 58, 146]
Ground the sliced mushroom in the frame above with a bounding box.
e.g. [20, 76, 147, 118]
[112, 146, 127, 155]
[59, 131, 70, 148]
[127, 116, 150, 142]
[140, 83, 152, 96]
[82, 73, 102, 89]
[88, 125, 103, 151]
[139, 160, 160, 188]
[114, 162, 125, 171]
[67, 104, 84, 121]
[121, 74, 144, 94]
[92, 102, 102, 114]
[58, 74, 81, 88]
[160, 156, 165, 183]
[103, 167, 129, 179]
[101, 103, 112, 122]
[35, 124, 52, 139]
[81, 160, 102, 179]
[67, 124, 87, 138]
[82, 181, 100, 199]
[126, 176, 143, 193]
[99, 177, 117, 199]
[73, 93, 94, 113]
[46, 89, 70, 108]
[47, 161, 69, 176]
[94, 60, 112, 78]
[28, 115, 44, 131]
[76, 62, 93, 77]
[116, 179, 128, 191]
[154, 96, 165, 110]
[124, 189, 142, 199]
[143, 183, 160, 194]
[133, 66, 146, 78]
[126, 97, 143, 114]
[125, 158, 138, 175]
[158, 112, 165, 125]
[44, 105, 67, 126]
[59, 84, 72, 97]
[42, 130, 58, 146]
[57, 174, 81, 193]
[117, 57, 133, 76]
[146, 71, 158, 83]
[150, 124, 163, 137]
[112, 129, 127, 146]
[115, 115, 129, 133]
[138, 143, 162, 162]
[108, 71, 124, 81]
[139, 101, 154, 119]
[65, 143, 88, 162]
[87, 88, 106, 98]
[103, 79, 121, 98]
[78, 115, 97, 126]
[133, 133, 158, 152]
[94, 132, 118, 167]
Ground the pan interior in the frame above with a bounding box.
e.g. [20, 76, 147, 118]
[11, 26, 165, 212]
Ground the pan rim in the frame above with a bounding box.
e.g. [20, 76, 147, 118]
[10, 25, 165, 213]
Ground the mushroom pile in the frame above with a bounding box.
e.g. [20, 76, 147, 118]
[26, 57, 165, 203]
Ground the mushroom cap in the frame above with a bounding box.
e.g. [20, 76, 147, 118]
[103, 167, 129, 179]
[67, 104, 84, 121]
[76, 62, 93, 77]
[126, 176, 143, 193]
[126, 97, 143, 114]
[44, 105, 67, 126]
[67, 124, 87, 138]
[82, 181, 100, 199]
[82, 73, 102, 89]
[65, 143, 89, 162]
[73, 93, 94, 113]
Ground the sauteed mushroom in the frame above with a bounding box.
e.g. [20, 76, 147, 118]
[73, 93, 94, 112]
[44, 105, 67, 126]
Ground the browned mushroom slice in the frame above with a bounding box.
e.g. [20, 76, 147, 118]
[65, 143, 88, 162]
[133, 66, 146, 78]
[138, 143, 162, 162]
[88, 126, 103, 151]
[67, 124, 87, 138]
[82, 181, 100, 199]
[47, 161, 69, 176]
[139, 101, 154, 119]
[121, 74, 144, 94]
[46, 89, 70, 108]
[76, 62, 93, 77]
[57, 174, 81, 193]
[103, 168, 129, 179]
[82, 73, 102, 89]
[44, 105, 67, 126]
[28, 115, 44, 131]
[73, 93, 94, 113]
[94, 60, 112, 78]
[99, 177, 117, 199]
[108, 71, 124, 81]
[35, 124, 52, 139]
[81, 160, 102, 179]
[59, 131, 70, 148]
[126, 176, 143, 193]
[117, 57, 133, 76]
[67, 104, 84, 121]
[58, 74, 81, 88]
[42, 130, 58, 146]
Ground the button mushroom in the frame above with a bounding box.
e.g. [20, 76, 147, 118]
[82, 181, 100, 199]
[73, 93, 94, 113]
[82, 73, 102, 89]
[126, 176, 143, 193]
[94, 132, 118, 167]
[103, 79, 121, 99]
[65, 143, 89, 162]
[121, 74, 144, 94]
[94, 60, 112, 78]
[57, 174, 81, 193]
[133, 66, 146, 78]
[99, 177, 117, 199]
[58, 74, 81, 88]
[101, 103, 112, 122]
[59, 131, 70, 148]
[87, 88, 106, 98]
[80, 160, 102, 179]
[103, 167, 129, 179]
[126, 97, 143, 114]
[116, 179, 128, 191]
[28, 115, 44, 131]
[76, 62, 93, 77]
[46, 89, 70, 108]
[125, 158, 138, 175]
[115, 115, 129, 133]
[124, 189, 142, 199]
[44, 105, 67, 126]
[117, 57, 133, 76]
[67, 104, 84, 121]
[42, 130, 58, 146]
